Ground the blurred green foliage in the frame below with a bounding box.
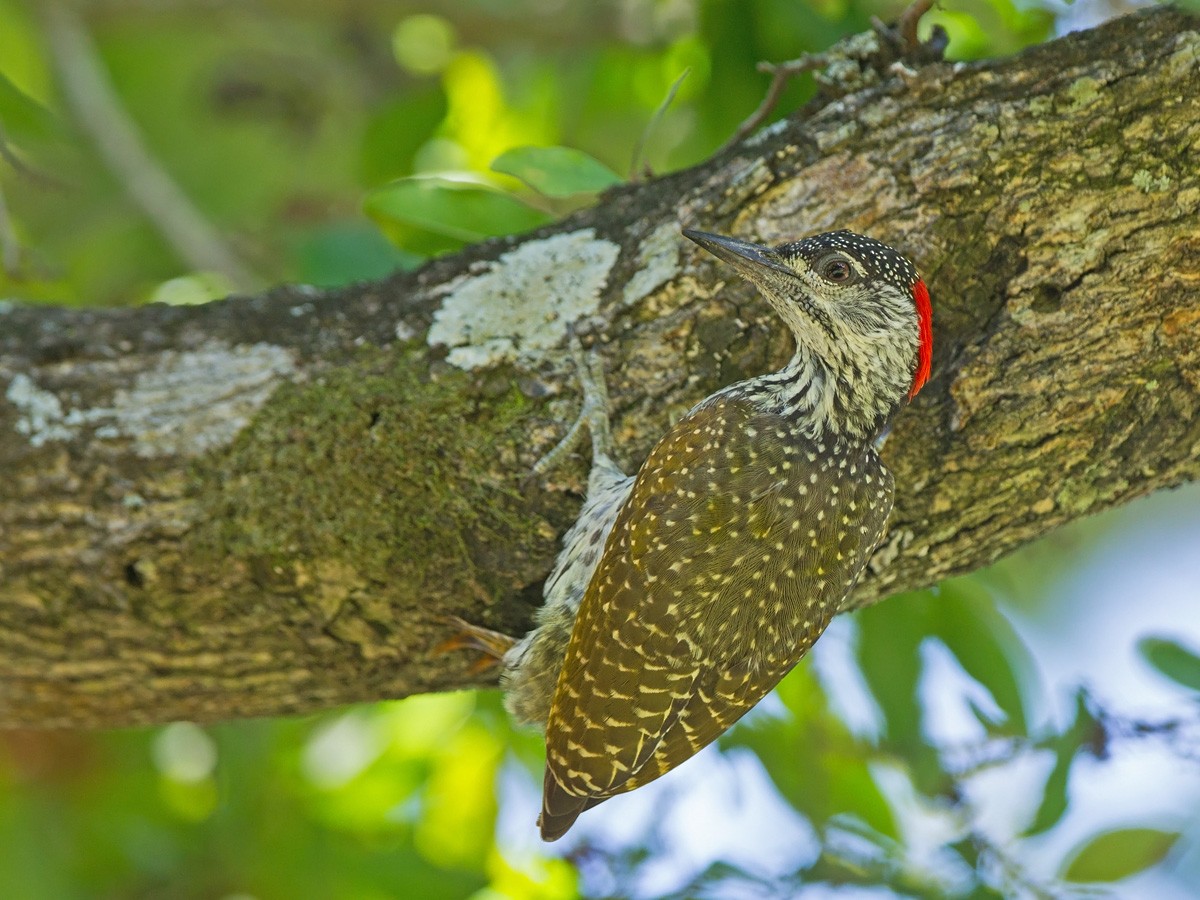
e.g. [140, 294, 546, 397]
[1061, 827, 1182, 883]
[3, 1, 1195, 898]
[1139, 635, 1200, 693]
[0, 0, 1059, 306]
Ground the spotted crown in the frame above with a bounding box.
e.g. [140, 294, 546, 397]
[775, 230, 921, 291]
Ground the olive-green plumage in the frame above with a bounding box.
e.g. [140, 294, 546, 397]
[540, 395, 893, 838]
[486, 228, 931, 841]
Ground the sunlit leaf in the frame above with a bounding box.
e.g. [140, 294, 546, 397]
[931, 578, 1033, 735]
[491, 146, 623, 198]
[379, 693, 477, 757]
[1138, 636, 1200, 692]
[157, 776, 218, 822]
[147, 273, 234, 306]
[1061, 827, 1181, 882]
[485, 845, 579, 900]
[415, 722, 503, 869]
[364, 177, 551, 255]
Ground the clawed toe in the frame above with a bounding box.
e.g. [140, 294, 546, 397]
[436, 615, 518, 673]
[527, 331, 617, 483]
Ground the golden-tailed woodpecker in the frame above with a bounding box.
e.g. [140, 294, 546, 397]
[469, 228, 932, 840]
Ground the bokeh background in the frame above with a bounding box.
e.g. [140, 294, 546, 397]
[2, 0, 1198, 897]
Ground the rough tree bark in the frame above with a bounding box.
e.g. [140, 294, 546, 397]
[0, 8, 1197, 728]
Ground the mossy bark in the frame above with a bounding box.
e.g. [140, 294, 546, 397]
[0, 8, 1197, 727]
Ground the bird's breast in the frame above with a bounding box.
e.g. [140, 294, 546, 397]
[611, 398, 894, 666]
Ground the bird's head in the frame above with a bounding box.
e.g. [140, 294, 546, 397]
[684, 228, 932, 435]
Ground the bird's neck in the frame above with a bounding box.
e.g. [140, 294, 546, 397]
[736, 349, 892, 444]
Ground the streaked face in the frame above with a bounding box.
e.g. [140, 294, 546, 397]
[684, 229, 931, 403]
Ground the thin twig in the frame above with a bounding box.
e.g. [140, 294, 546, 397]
[718, 0, 941, 154]
[716, 52, 832, 154]
[40, 1, 261, 291]
[629, 68, 690, 181]
[896, 0, 937, 51]
[968, 829, 1064, 900]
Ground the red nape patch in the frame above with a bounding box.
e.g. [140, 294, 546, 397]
[908, 279, 933, 399]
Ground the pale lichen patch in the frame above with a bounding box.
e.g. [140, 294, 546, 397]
[1065, 76, 1103, 112]
[427, 229, 620, 370]
[742, 118, 790, 148]
[106, 344, 297, 457]
[5, 343, 296, 457]
[621, 223, 681, 309]
[6, 374, 72, 447]
[1166, 31, 1200, 80]
[1132, 169, 1172, 193]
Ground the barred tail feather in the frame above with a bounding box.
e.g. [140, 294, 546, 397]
[539, 769, 611, 841]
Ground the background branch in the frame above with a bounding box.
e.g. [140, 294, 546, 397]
[40, 1, 261, 292]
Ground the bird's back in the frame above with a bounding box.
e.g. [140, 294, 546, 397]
[540, 391, 894, 839]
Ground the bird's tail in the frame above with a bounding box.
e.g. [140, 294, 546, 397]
[538, 769, 593, 841]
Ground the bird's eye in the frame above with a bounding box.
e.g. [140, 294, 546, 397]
[821, 257, 853, 283]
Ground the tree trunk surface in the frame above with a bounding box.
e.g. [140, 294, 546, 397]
[0, 8, 1197, 728]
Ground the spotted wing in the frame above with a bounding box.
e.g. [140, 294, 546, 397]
[540, 395, 894, 838]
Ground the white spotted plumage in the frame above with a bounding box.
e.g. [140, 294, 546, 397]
[495, 228, 932, 841]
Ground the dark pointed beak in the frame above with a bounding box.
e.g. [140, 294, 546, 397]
[682, 229, 798, 283]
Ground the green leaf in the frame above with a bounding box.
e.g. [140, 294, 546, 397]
[1023, 691, 1100, 836]
[1061, 828, 1181, 882]
[359, 88, 448, 186]
[1138, 636, 1200, 692]
[364, 177, 552, 256]
[822, 755, 896, 840]
[855, 591, 930, 747]
[0, 73, 62, 143]
[290, 221, 423, 286]
[1024, 749, 1071, 836]
[854, 592, 945, 796]
[491, 146, 623, 198]
[931, 577, 1034, 735]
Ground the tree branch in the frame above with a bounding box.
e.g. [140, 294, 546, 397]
[0, 8, 1197, 728]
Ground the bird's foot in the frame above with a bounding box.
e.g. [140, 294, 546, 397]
[528, 333, 617, 482]
[436, 615, 518, 674]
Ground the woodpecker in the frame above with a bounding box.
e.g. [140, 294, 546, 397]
[449, 228, 932, 841]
